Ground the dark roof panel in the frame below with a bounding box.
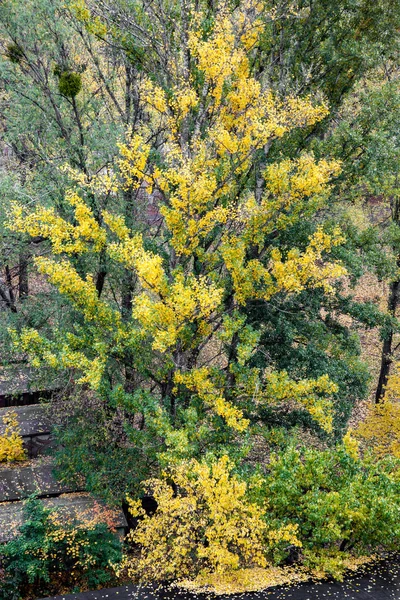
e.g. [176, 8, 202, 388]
[0, 404, 51, 437]
[0, 463, 76, 502]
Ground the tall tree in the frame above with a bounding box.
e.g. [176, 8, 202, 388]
[325, 74, 400, 402]
[10, 1, 347, 475]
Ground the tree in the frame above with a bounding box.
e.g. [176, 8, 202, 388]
[1, 0, 398, 421]
[0, 497, 122, 599]
[2, 0, 400, 594]
[325, 74, 400, 402]
[9, 1, 347, 475]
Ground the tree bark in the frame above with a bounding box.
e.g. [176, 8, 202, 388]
[375, 276, 400, 403]
[18, 251, 29, 299]
[121, 271, 133, 319]
[376, 196, 400, 403]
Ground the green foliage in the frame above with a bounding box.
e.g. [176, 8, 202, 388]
[326, 78, 400, 201]
[248, 286, 370, 436]
[256, 443, 400, 578]
[53, 63, 63, 77]
[58, 70, 82, 97]
[52, 391, 159, 505]
[116, 444, 400, 590]
[0, 497, 122, 600]
[264, 0, 399, 106]
[245, 219, 375, 435]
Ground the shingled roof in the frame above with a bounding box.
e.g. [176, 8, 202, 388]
[0, 407, 127, 544]
[0, 366, 62, 407]
[0, 404, 51, 437]
[0, 403, 52, 457]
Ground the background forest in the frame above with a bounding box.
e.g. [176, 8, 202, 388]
[0, 0, 399, 597]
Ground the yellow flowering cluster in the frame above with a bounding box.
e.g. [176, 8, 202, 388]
[61, 164, 119, 195]
[106, 232, 167, 294]
[342, 429, 360, 460]
[0, 411, 27, 463]
[169, 83, 199, 121]
[12, 327, 107, 390]
[120, 456, 300, 584]
[244, 156, 341, 246]
[269, 227, 346, 298]
[221, 227, 346, 306]
[35, 257, 116, 326]
[140, 77, 168, 114]
[132, 1, 335, 271]
[117, 134, 152, 190]
[132, 276, 223, 352]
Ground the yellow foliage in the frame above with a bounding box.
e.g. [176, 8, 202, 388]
[179, 565, 309, 594]
[258, 371, 337, 433]
[13, 327, 108, 390]
[61, 164, 119, 195]
[342, 429, 360, 460]
[356, 400, 400, 459]
[132, 275, 223, 353]
[7, 0, 346, 435]
[268, 227, 346, 298]
[9, 191, 106, 255]
[69, 0, 108, 37]
[117, 134, 152, 190]
[35, 258, 117, 327]
[244, 155, 341, 246]
[0, 411, 27, 463]
[303, 548, 373, 582]
[174, 368, 249, 431]
[107, 233, 168, 296]
[119, 456, 301, 584]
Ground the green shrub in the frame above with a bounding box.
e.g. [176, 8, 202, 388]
[256, 443, 400, 578]
[0, 497, 122, 599]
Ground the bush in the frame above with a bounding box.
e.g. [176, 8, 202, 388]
[120, 445, 400, 592]
[0, 497, 122, 599]
[52, 391, 156, 506]
[119, 456, 302, 590]
[355, 400, 400, 458]
[259, 442, 400, 578]
[0, 411, 26, 463]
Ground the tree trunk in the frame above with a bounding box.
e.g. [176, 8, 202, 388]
[376, 196, 400, 403]
[18, 251, 29, 299]
[375, 276, 400, 403]
[95, 249, 107, 297]
[161, 371, 175, 419]
[121, 271, 133, 319]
